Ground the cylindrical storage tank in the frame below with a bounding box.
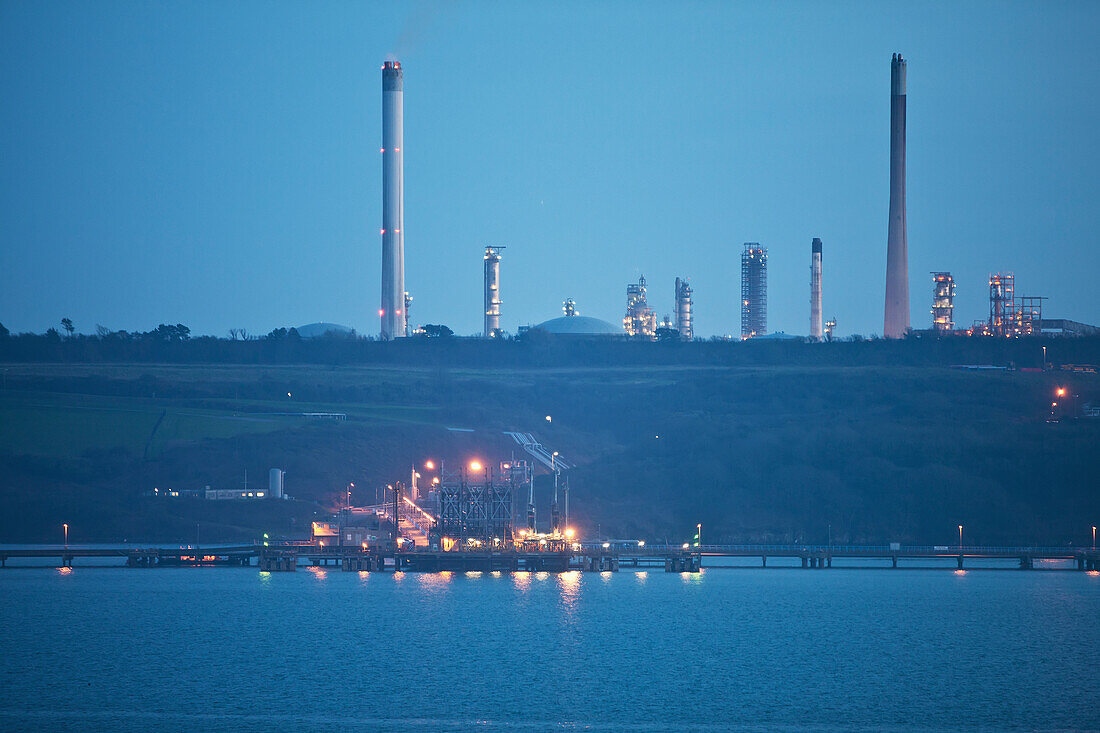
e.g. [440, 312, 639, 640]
[269, 468, 285, 499]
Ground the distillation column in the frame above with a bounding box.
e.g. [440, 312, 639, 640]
[483, 246, 504, 337]
[380, 60, 406, 340]
[810, 238, 823, 340]
[675, 277, 693, 340]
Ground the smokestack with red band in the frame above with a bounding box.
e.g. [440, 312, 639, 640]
[810, 238, 823, 340]
[380, 61, 405, 340]
[884, 53, 909, 338]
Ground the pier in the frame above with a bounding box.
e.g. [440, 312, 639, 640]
[2, 543, 1098, 572]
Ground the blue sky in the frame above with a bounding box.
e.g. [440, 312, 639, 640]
[2, 1, 1097, 338]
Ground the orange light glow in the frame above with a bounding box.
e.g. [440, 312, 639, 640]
[469, 460, 482, 471]
[1056, 388, 1066, 397]
[425, 460, 435, 470]
[564, 528, 575, 539]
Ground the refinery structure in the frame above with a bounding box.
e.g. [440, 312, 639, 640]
[674, 278, 693, 341]
[623, 276, 657, 338]
[483, 246, 504, 338]
[741, 243, 768, 340]
[810, 238, 823, 340]
[368, 56, 1090, 343]
[931, 272, 955, 333]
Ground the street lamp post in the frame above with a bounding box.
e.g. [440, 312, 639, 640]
[1093, 525, 1096, 550]
[551, 451, 560, 534]
[63, 523, 68, 550]
[958, 524, 963, 550]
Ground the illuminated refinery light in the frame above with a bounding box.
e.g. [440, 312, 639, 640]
[682, 543, 690, 549]
[638, 540, 645, 547]
[602, 542, 610, 549]
[424, 460, 435, 470]
[565, 528, 575, 539]
[469, 460, 483, 471]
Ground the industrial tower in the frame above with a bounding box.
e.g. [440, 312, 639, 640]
[810, 238, 823, 340]
[931, 272, 955, 333]
[624, 275, 657, 338]
[483, 246, 504, 338]
[741, 243, 767, 340]
[884, 53, 910, 338]
[674, 278, 693, 341]
[380, 60, 406, 340]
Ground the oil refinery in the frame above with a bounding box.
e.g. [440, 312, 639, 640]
[371, 56, 1092, 344]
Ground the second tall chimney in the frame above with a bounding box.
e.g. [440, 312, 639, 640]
[884, 53, 909, 338]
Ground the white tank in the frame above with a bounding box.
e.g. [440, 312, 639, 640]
[269, 468, 285, 499]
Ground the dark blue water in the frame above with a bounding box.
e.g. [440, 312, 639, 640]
[1, 567, 1097, 731]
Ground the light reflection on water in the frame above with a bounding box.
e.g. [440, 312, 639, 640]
[2, 569, 1097, 731]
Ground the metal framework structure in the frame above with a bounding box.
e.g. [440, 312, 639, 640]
[741, 243, 767, 340]
[1012, 296, 1045, 336]
[931, 271, 955, 333]
[971, 272, 1046, 337]
[989, 272, 1015, 336]
[434, 463, 518, 545]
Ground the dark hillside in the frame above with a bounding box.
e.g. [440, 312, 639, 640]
[0, 343, 1097, 545]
